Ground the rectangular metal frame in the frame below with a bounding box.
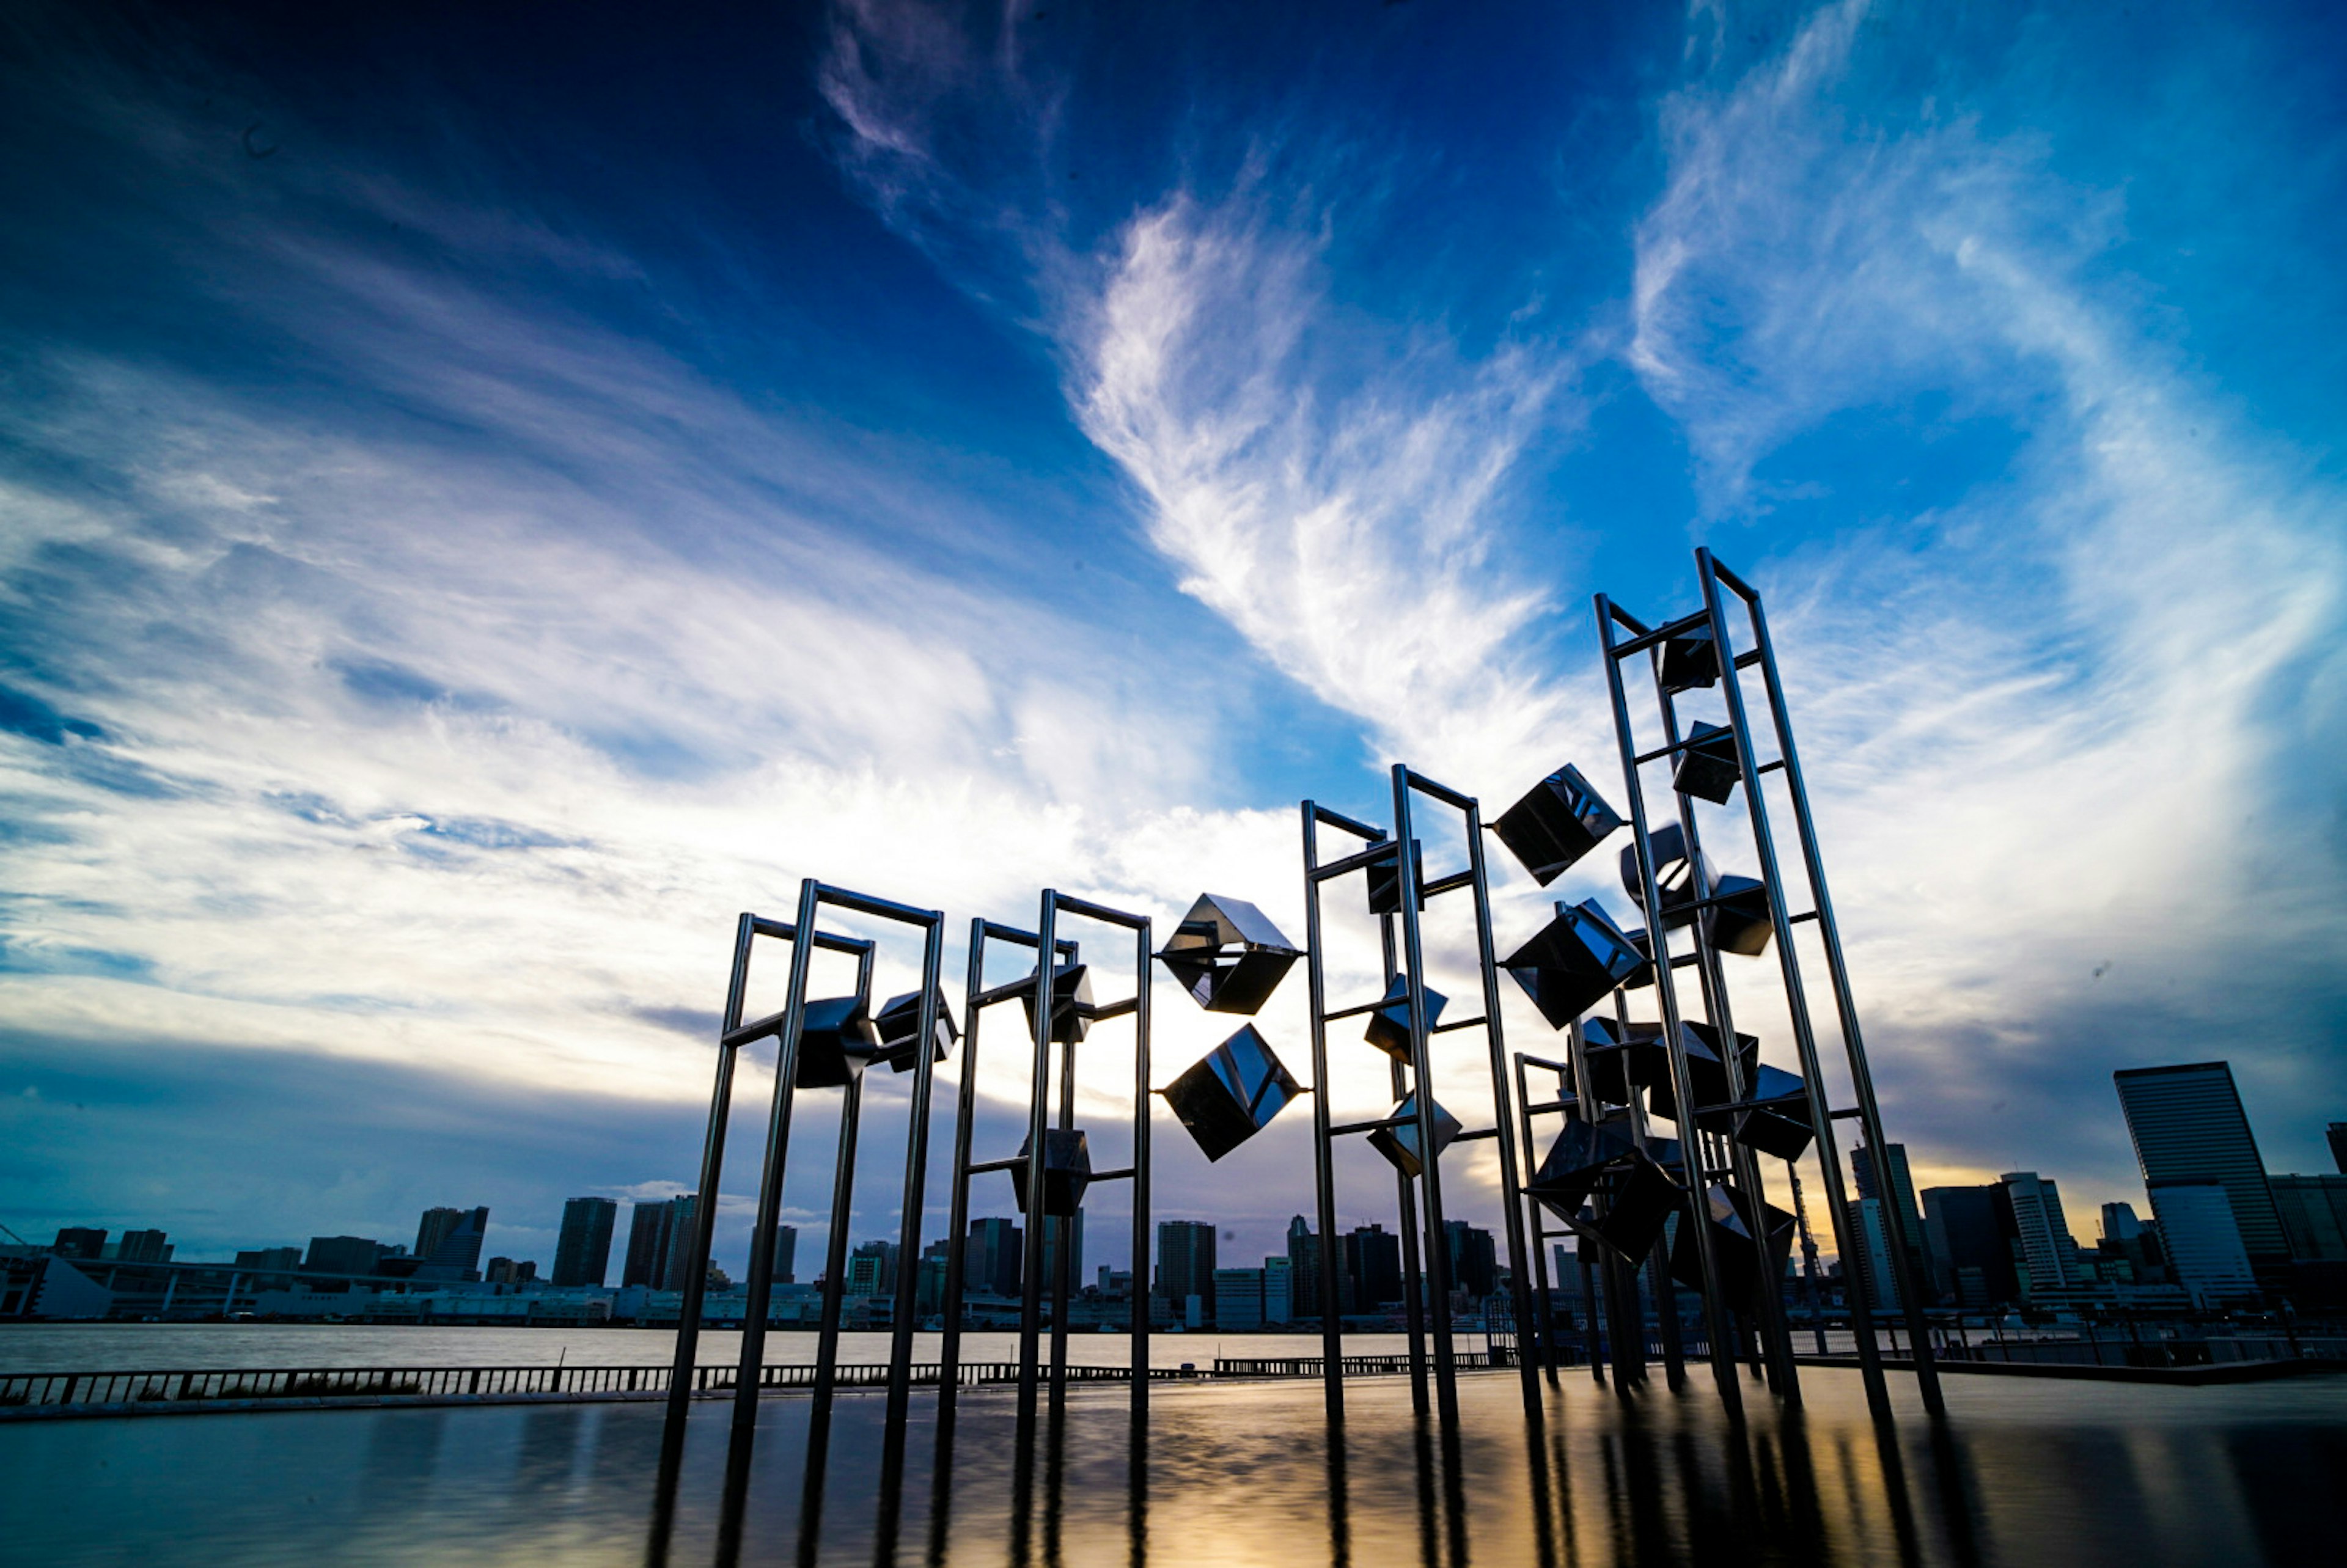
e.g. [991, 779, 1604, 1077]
[655, 881, 949, 1482]
[1299, 764, 1544, 1431]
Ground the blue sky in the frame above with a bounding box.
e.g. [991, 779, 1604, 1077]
[2, 0, 2344, 1280]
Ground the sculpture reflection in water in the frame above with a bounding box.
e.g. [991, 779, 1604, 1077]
[637, 1368, 2027, 1567]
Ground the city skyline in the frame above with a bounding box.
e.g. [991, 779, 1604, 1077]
[5, 1, 2346, 1270]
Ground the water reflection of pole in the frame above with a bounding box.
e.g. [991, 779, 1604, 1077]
[1323, 1410, 1349, 1568]
[1411, 1412, 1443, 1568]
[1129, 1410, 1151, 1568]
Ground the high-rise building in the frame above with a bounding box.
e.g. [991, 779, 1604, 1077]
[1853, 1143, 1929, 1291]
[116, 1229, 171, 1264]
[1263, 1256, 1293, 1323]
[551, 1198, 617, 1288]
[414, 1206, 489, 1282]
[415, 1207, 466, 1262]
[1845, 1199, 1903, 1311]
[2147, 1181, 2260, 1305]
[2329, 1123, 2347, 1175]
[1922, 1185, 2019, 1306]
[914, 1239, 952, 1321]
[623, 1200, 677, 1289]
[1444, 1222, 1498, 1300]
[1213, 1267, 1266, 1330]
[1156, 1220, 1217, 1321]
[966, 1217, 1022, 1299]
[2101, 1202, 2143, 1242]
[848, 1239, 900, 1297]
[2114, 1063, 2288, 1266]
[769, 1220, 795, 1287]
[1350, 1224, 1402, 1309]
[2000, 1173, 2080, 1294]
[52, 1228, 105, 1259]
[2271, 1174, 2347, 1263]
[303, 1235, 383, 1276]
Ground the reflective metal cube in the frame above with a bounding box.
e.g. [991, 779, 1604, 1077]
[1366, 839, 1426, 916]
[875, 986, 958, 1074]
[1162, 1023, 1303, 1162]
[1659, 620, 1721, 693]
[1672, 720, 1742, 805]
[1493, 764, 1625, 885]
[1733, 1063, 1815, 1160]
[1018, 961, 1094, 1045]
[1525, 1118, 1640, 1222]
[1155, 894, 1302, 1016]
[1581, 1150, 1682, 1259]
[1364, 972, 1449, 1061]
[1006, 1129, 1092, 1218]
[1367, 1093, 1461, 1179]
[1710, 874, 1773, 956]
[1503, 899, 1653, 1028]
[1670, 1182, 1796, 1306]
[1620, 821, 1714, 932]
[1578, 1014, 1664, 1107]
[794, 994, 884, 1089]
[1644, 1020, 1758, 1129]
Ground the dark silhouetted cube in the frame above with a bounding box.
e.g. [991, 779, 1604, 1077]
[1019, 961, 1094, 1046]
[795, 995, 883, 1089]
[1670, 1182, 1795, 1306]
[1163, 1023, 1302, 1162]
[1578, 1151, 1682, 1259]
[1733, 1064, 1815, 1160]
[1710, 874, 1773, 956]
[1525, 1118, 1640, 1222]
[876, 986, 958, 1074]
[1366, 839, 1425, 916]
[1578, 1015, 1664, 1106]
[1659, 620, 1720, 693]
[1620, 821, 1714, 932]
[1644, 1020, 1757, 1130]
[1493, 765, 1624, 885]
[1672, 721, 1742, 805]
[1368, 1093, 1461, 1179]
[1155, 893, 1302, 1015]
[1504, 900, 1652, 1028]
[1006, 1129, 1092, 1218]
[1364, 972, 1449, 1061]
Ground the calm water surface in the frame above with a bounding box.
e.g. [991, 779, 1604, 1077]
[6, 1364, 2341, 1566]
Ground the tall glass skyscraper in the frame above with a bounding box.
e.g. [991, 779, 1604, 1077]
[2114, 1061, 2287, 1265]
[551, 1196, 617, 1287]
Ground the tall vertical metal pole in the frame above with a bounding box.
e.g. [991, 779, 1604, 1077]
[809, 947, 874, 1417]
[1462, 797, 1545, 1418]
[936, 920, 988, 1432]
[661, 912, 754, 1467]
[1016, 892, 1058, 1427]
[884, 919, 945, 1435]
[1129, 916, 1153, 1421]
[1390, 766, 1463, 1431]
[1596, 603, 1745, 1416]
[730, 877, 822, 1450]
[1049, 1005, 1078, 1409]
[1699, 549, 1944, 1416]
[1514, 1052, 1564, 1383]
[1381, 909, 1433, 1417]
[1299, 805, 1350, 1421]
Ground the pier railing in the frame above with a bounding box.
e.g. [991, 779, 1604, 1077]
[1, 1352, 1502, 1412]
